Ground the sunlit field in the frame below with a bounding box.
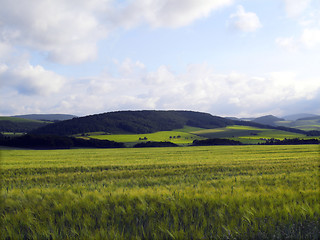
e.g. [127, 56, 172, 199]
[1, 145, 319, 239]
[88, 130, 204, 146]
[81, 125, 311, 146]
[191, 125, 305, 139]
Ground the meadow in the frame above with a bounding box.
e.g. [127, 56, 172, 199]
[191, 125, 307, 144]
[79, 126, 205, 147]
[276, 119, 320, 131]
[1, 145, 319, 239]
[87, 125, 311, 146]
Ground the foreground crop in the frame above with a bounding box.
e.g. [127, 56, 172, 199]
[1, 145, 319, 239]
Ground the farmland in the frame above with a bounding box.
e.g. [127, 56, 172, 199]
[276, 118, 320, 131]
[191, 125, 306, 142]
[83, 126, 206, 146]
[86, 125, 312, 146]
[1, 145, 319, 239]
[0, 117, 50, 133]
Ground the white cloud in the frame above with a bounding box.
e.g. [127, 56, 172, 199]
[276, 28, 320, 51]
[116, 58, 146, 77]
[0, 42, 12, 57]
[276, 7, 320, 51]
[283, 0, 312, 18]
[300, 28, 320, 48]
[0, 0, 109, 64]
[118, 0, 233, 28]
[0, 61, 65, 95]
[298, 9, 320, 27]
[275, 37, 298, 52]
[0, 0, 233, 65]
[1, 60, 319, 116]
[228, 5, 262, 32]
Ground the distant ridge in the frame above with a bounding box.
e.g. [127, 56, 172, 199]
[29, 110, 310, 136]
[251, 115, 284, 126]
[13, 114, 77, 121]
[30, 110, 234, 135]
[282, 113, 319, 121]
[0, 116, 49, 133]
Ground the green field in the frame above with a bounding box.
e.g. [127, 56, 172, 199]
[0, 116, 48, 124]
[276, 119, 320, 131]
[85, 125, 310, 146]
[191, 125, 307, 144]
[87, 127, 205, 146]
[1, 145, 319, 239]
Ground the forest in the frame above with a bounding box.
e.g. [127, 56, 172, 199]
[29, 110, 320, 136]
[0, 133, 124, 149]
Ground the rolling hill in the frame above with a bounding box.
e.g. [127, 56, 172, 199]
[276, 116, 320, 131]
[2, 110, 319, 149]
[13, 114, 77, 121]
[252, 115, 284, 126]
[282, 113, 319, 121]
[30, 110, 313, 137]
[30, 110, 234, 135]
[0, 117, 49, 133]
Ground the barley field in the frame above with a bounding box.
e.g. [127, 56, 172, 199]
[1, 145, 319, 239]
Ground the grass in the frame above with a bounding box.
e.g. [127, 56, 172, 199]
[89, 130, 205, 146]
[86, 125, 309, 146]
[276, 119, 320, 131]
[1, 145, 319, 239]
[0, 116, 48, 124]
[191, 125, 306, 144]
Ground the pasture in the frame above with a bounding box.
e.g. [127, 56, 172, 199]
[191, 125, 305, 139]
[83, 127, 206, 146]
[85, 125, 310, 146]
[276, 119, 320, 131]
[1, 145, 319, 239]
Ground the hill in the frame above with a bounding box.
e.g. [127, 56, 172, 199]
[13, 114, 77, 121]
[0, 117, 49, 133]
[30, 110, 313, 137]
[252, 115, 284, 126]
[276, 115, 320, 131]
[282, 113, 319, 121]
[30, 110, 234, 135]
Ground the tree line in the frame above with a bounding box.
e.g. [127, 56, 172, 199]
[0, 134, 124, 149]
[192, 138, 242, 146]
[259, 138, 319, 145]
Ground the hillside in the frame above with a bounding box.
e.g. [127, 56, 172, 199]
[30, 110, 234, 135]
[13, 114, 77, 121]
[282, 113, 319, 121]
[276, 116, 320, 131]
[0, 117, 49, 133]
[252, 115, 284, 126]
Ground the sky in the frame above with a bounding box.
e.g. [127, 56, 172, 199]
[1, 0, 320, 117]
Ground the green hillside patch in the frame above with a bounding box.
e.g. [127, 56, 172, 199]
[276, 119, 320, 131]
[0, 116, 47, 123]
[298, 125, 320, 131]
[89, 130, 205, 146]
[191, 125, 306, 144]
[191, 125, 263, 138]
[87, 125, 308, 146]
[0, 117, 50, 133]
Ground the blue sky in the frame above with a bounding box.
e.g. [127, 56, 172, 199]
[1, 0, 319, 117]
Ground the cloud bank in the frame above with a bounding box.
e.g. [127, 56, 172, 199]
[0, 0, 233, 64]
[1, 0, 319, 117]
[1, 60, 319, 117]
